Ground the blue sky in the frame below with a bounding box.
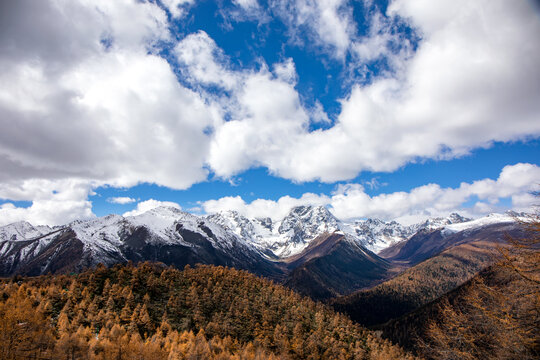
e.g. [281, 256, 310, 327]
[0, 0, 539, 225]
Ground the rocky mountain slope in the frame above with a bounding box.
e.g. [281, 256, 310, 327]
[0, 207, 283, 279]
[283, 232, 391, 300]
[208, 206, 343, 257]
[379, 212, 525, 264]
[208, 206, 472, 257]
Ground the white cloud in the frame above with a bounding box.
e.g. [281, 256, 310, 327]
[123, 199, 181, 217]
[1, 0, 539, 227]
[173, 33, 311, 178]
[0, 179, 95, 226]
[272, 0, 355, 58]
[107, 197, 136, 205]
[208, 69, 310, 177]
[203, 0, 540, 182]
[175, 31, 238, 90]
[233, 0, 259, 11]
[273, 58, 297, 84]
[331, 163, 540, 223]
[202, 163, 540, 224]
[0, 0, 218, 190]
[0, 0, 221, 226]
[162, 0, 195, 19]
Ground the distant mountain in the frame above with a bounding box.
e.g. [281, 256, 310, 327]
[414, 212, 472, 232]
[0, 207, 283, 279]
[283, 232, 391, 300]
[346, 218, 417, 253]
[208, 206, 474, 257]
[379, 212, 525, 265]
[208, 206, 342, 257]
[0, 220, 54, 242]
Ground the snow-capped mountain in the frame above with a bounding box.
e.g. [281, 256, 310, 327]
[442, 211, 528, 234]
[380, 211, 531, 265]
[208, 206, 342, 257]
[415, 213, 472, 232]
[346, 219, 417, 253]
[0, 205, 530, 279]
[0, 206, 282, 278]
[0, 221, 54, 242]
[208, 206, 477, 256]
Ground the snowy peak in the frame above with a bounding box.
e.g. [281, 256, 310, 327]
[278, 205, 339, 240]
[0, 206, 276, 278]
[207, 210, 261, 241]
[416, 212, 472, 232]
[67, 206, 252, 252]
[0, 221, 53, 242]
[443, 211, 528, 234]
[347, 218, 415, 253]
[205, 206, 341, 258]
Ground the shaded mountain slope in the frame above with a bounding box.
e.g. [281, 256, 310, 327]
[283, 232, 391, 300]
[331, 239, 506, 327]
[380, 217, 524, 265]
[381, 259, 539, 359]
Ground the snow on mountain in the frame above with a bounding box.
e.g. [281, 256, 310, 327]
[208, 206, 342, 257]
[0, 206, 280, 277]
[415, 213, 472, 232]
[207, 207, 488, 256]
[66, 206, 260, 264]
[207, 211, 269, 244]
[209, 205, 418, 256]
[442, 211, 529, 235]
[0, 206, 529, 274]
[0, 221, 53, 242]
[345, 219, 417, 254]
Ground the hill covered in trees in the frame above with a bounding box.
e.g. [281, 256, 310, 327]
[331, 239, 499, 327]
[0, 262, 414, 360]
[382, 263, 539, 359]
[337, 217, 539, 359]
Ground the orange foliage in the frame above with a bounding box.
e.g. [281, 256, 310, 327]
[0, 262, 415, 359]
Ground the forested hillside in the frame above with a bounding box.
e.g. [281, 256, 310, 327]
[0, 262, 414, 360]
[382, 264, 539, 359]
[331, 240, 498, 326]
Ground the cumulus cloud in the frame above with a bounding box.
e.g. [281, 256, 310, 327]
[173, 32, 311, 178]
[0, 0, 221, 224]
[175, 31, 238, 91]
[123, 199, 182, 217]
[202, 163, 540, 224]
[0, 0, 217, 189]
[107, 197, 136, 205]
[161, 0, 195, 19]
[271, 0, 356, 58]
[201, 0, 540, 182]
[0, 179, 95, 226]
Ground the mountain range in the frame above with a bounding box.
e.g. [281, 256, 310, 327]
[0, 205, 528, 301]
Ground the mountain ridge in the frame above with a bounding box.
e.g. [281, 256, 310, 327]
[0, 206, 530, 300]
